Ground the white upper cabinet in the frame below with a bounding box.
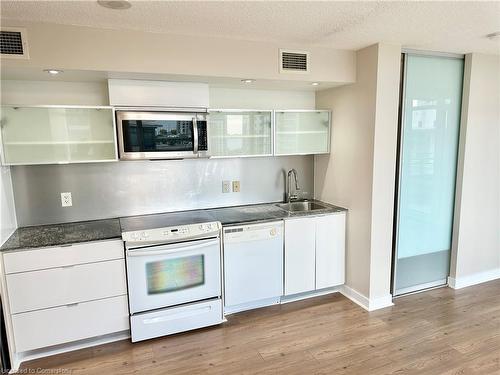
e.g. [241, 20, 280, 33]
[208, 110, 272, 157]
[274, 110, 331, 155]
[0, 106, 117, 165]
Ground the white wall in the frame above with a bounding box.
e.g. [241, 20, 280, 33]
[450, 53, 500, 287]
[1, 80, 109, 106]
[1, 20, 356, 85]
[368, 44, 401, 300]
[0, 166, 17, 245]
[315, 45, 378, 297]
[315, 43, 400, 305]
[1, 80, 315, 110]
[209, 88, 315, 109]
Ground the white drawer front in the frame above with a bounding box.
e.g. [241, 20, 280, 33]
[3, 239, 124, 274]
[130, 299, 223, 342]
[12, 295, 129, 352]
[7, 259, 127, 314]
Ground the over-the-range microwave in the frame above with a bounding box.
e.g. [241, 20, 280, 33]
[115, 108, 209, 160]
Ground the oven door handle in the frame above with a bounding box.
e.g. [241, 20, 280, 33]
[127, 238, 219, 257]
[193, 117, 199, 154]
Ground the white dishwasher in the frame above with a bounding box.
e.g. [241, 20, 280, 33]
[223, 221, 284, 314]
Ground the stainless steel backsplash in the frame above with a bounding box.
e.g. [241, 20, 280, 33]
[11, 156, 314, 226]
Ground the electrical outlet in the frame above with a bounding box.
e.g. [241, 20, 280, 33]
[232, 180, 241, 193]
[222, 181, 231, 193]
[61, 192, 72, 207]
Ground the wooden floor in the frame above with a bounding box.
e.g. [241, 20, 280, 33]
[22, 279, 500, 374]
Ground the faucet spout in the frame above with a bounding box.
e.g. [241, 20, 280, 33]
[286, 169, 300, 203]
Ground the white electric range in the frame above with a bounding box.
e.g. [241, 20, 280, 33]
[121, 213, 224, 342]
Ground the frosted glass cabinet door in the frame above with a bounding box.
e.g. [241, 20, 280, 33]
[275, 111, 330, 155]
[0, 106, 117, 165]
[208, 110, 272, 157]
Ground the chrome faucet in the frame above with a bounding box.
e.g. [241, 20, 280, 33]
[286, 169, 300, 203]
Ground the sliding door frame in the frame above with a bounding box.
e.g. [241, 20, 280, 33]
[391, 51, 465, 297]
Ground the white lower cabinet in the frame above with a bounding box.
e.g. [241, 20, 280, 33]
[6, 259, 127, 314]
[315, 214, 346, 289]
[284, 212, 346, 296]
[2, 239, 129, 355]
[284, 218, 316, 295]
[12, 295, 129, 352]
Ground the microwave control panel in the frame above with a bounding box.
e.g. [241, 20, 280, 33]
[198, 120, 208, 151]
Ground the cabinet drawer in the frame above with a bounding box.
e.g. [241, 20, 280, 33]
[12, 295, 129, 352]
[3, 239, 124, 274]
[7, 259, 127, 314]
[130, 298, 222, 343]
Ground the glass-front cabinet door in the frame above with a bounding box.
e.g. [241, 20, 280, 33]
[274, 110, 331, 155]
[208, 110, 272, 157]
[0, 106, 117, 165]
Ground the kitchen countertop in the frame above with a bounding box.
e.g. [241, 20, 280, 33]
[121, 200, 346, 231]
[208, 200, 346, 226]
[0, 200, 347, 251]
[0, 218, 122, 252]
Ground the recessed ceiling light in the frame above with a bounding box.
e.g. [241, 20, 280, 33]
[44, 69, 63, 75]
[241, 79, 254, 84]
[97, 0, 132, 10]
[311, 82, 320, 86]
[486, 31, 500, 40]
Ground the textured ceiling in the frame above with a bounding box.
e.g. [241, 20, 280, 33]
[1, 1, 499, 55]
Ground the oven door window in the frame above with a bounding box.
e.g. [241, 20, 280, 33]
[122, 120, 194, 152]
[146, 254, 205, 295]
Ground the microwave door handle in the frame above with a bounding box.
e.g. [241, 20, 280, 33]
[193, 117, 199, 154]
[127, 238, 219, 257]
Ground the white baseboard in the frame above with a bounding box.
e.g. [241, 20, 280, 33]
[448, 268, 500, 289]
[224, 297, 281, 315]
[280, 286, 341, 304]
[339, 285, 393, 312]
[11, 330, 130, 372]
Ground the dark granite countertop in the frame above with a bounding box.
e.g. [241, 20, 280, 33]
[120, 200, 347, 231]
[1, 201, 347, 252]
[208, 200, 346, 226]
[0, 219, 122, 252]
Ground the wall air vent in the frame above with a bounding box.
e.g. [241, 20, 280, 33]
[0, 27, 29, 59]
[280, 49, 309, 73]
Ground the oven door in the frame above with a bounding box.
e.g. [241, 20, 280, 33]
[116, 110, 206, 160]
[126, 238, 221, 314]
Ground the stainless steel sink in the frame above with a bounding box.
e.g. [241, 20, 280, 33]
[276, 200, 329, 212]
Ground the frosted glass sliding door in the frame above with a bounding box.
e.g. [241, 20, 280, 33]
[393, 54, 463, 295]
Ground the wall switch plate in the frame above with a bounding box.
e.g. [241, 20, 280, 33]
[222, 181, 231, 193]
[61, 192, 72, 207]
[232, 180, 241, 193]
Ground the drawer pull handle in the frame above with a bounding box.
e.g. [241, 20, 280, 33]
[66, 303, 79, 307]
[143, 306, 212, 324]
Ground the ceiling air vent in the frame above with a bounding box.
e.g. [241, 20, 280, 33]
[0, 27, 29, 59]
[280, 49, 309, 73]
